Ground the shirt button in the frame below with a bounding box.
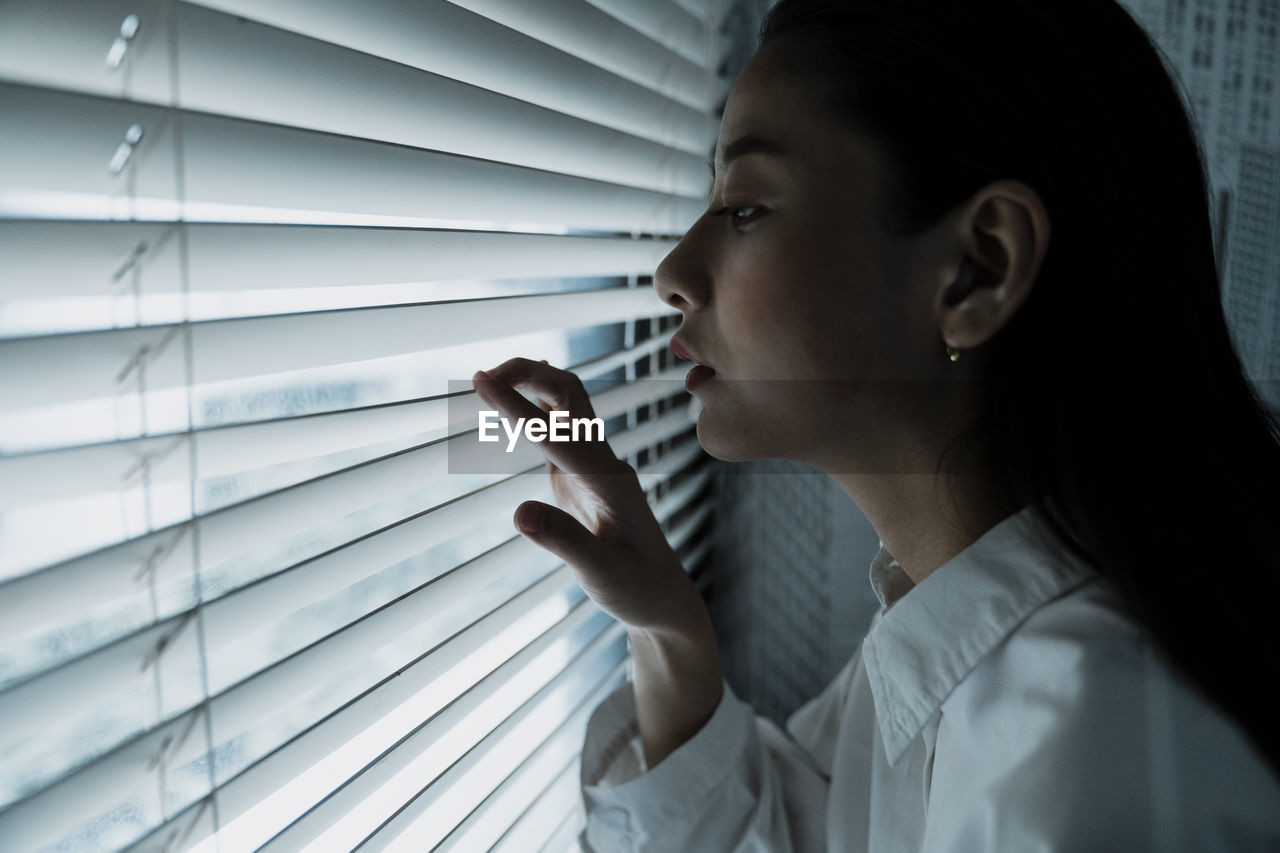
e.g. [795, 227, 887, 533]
[597, 806, 632, 835]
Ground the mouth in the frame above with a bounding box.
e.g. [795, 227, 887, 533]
[685, 363, 715, 392]
[669, 336, 714, 371]
[671, 336, 717, 393]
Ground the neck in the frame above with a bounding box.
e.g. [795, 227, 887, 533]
[829, 436, 1023, 585]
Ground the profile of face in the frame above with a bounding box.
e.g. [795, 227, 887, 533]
[657, 45, 944, 474]
[656, 42, 1047, 478]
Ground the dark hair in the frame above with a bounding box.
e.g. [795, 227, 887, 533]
[759, 0, 1280, 777]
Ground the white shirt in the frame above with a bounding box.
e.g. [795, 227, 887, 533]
[576, 505, 1280, 852]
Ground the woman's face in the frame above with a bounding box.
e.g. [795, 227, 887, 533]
[657, 45, 959, 473]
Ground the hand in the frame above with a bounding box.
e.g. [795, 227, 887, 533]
[471, 358, 708, 636]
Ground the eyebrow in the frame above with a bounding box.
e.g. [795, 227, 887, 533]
[705, 134, 790, 179]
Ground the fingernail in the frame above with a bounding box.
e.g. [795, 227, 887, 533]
[519, 505, 547, 535]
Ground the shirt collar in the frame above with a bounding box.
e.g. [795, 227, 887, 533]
[861, 504, 1097, 766]
[869, 546, 915, 610]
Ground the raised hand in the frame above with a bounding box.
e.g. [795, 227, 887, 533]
[471, 357, 707, 636]
[472, 356, 724, 769]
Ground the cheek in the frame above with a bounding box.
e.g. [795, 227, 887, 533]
[784, 272, 878, 374]
[720, 237, 880, 374]
[718, 264, 782, 336]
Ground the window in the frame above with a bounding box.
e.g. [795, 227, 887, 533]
[0, 0, 724, 850]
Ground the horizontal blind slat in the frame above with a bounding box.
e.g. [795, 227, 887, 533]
[194, 426, 699, 654]
[136, 509, 700, 853]
[206, 453, 700, 672]
[0, 617, 187, 744]
[585, 0, 710, 69]
[0, 391, 696, 646]
[259, 617, 628, 853]
[688, 535, 715, 590]
[177, 107, 705, 231]
[670, 499, 715, 552]
[652, 468, 715, 531]
[0, 332, 675, 504]
[0, 287, 674, 414]
[536, 796, 589, 853]
[486, 753, 584, 853]
[0, 550, 568, 850]
[198, 478, 543, 649]
[182, 0, 715, 156]
[0, 534, 550, 759]
[0, 0, 715, 160]
[446, 0, 715, 111]
[433, 728, 589, 853]
[366, 654, 631, 852]
[0, 711, 198, 852]
[0, 84, 181, 218]
[204, 541, 562, 763]
[1, 579, 599, 852]
[168, 3, 710, 197]
[1, 364, 689, 589]
[0, 0, 173, 103]
[0, 448, 701, 824]
[0, 1, 710, 198]
[0, 221, 675, 302]
[0, 2, 720, 850]
[2, 316, 673, 459]
[672, 0, 714, 20]
[0, 82, 703, 233]
[0, 444, 702, 753]
[0, 428, 466, 581]
[141, 566, 589, 853]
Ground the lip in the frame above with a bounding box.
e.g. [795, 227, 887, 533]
[670, 336, 713, 370]
[685, 364, 715, 392]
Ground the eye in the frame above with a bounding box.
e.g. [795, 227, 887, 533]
[711, 205, 762, 228]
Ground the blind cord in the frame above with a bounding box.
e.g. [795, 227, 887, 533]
[167, 0, 225, 845]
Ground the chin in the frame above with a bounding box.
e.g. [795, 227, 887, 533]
[692, 406, 774, 463]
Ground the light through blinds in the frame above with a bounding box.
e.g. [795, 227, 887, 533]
[0, 0, 725, 850]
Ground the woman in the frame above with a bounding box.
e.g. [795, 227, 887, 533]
[471, 0, 1280, 849]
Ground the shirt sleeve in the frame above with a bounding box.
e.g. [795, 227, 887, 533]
[577, 677, 832, 853]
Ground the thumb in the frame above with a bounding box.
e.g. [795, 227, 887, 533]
[514, 500, 608, 570]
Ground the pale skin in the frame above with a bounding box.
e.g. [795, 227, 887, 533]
[472, 42, 1051, 771]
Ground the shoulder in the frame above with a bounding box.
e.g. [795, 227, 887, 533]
[929, 579, 1280, 851]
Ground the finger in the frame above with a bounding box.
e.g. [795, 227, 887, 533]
[514, 499, 612, 570]
[485, 357, 600, 421]
[472, 370, 617, 475]
[487, 357, 590, 415]
[473, 369, 543, 423]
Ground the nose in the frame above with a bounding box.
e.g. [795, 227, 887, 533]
[654, 222, 711, 313]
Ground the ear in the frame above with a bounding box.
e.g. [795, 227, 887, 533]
[935, 179, 1051, 354]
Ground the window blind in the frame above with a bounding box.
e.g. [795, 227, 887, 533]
[0, 0, 726, 850]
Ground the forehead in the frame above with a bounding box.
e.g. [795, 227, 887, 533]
[716, 53, 810, 155]
[714, 48, 877, 181]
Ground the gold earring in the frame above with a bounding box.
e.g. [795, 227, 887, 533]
[945, 341, 962, 362]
